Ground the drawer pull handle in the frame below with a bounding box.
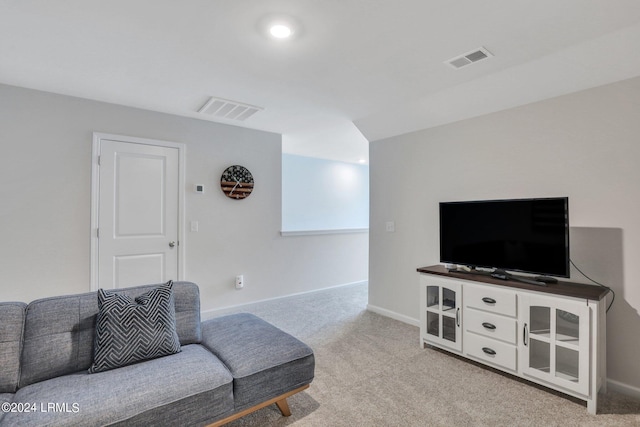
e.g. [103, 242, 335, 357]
[482, 347, 496, 356]
[482, 322, 496, 330]
[482, 297, 496, 304]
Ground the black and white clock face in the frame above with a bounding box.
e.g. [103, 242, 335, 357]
[220, 165, 254, 199]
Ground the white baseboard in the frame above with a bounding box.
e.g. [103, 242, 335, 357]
[607, 378, 640, 400]
[201, 280, 368, 319]
[366, 304, 420, 327]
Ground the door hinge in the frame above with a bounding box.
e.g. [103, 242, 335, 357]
[96, 228, 99, 238]
[97, 155, 101, 166]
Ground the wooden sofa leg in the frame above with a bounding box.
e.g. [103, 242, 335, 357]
[206, 384, 309, 427]
[275, 398, 291, 417]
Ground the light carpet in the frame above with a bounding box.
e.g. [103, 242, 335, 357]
[208, 283, 640, 426]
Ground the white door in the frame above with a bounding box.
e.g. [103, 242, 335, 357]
[92, 134, 183, 289]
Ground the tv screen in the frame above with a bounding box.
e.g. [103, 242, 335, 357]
[439, 197, 569, 277]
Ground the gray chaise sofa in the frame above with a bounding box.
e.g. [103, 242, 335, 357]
[0, 281, 315, 426]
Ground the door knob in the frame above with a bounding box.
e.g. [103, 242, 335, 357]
[169, 241, 176, 248]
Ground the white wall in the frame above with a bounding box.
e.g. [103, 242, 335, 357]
[369, 76, 640, 393]
[282, 154, 369, 231]
[0, 83, 368, 310]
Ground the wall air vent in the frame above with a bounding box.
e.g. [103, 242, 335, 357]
[445, 47, 493, 69]
[197, 96, 263, 121]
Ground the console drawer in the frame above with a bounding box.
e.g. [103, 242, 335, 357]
[465, 333, 517, 371]
[465, 285, 517, 316]
[465, 309, 517, 344]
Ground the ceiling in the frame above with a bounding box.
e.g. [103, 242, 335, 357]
[2, 1, 640, 163]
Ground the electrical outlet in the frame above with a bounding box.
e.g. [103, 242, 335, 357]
[386, 221, 395, 232]
[235, 275, 244, 289]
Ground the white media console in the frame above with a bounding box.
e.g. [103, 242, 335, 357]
[418, 265, 608, 414]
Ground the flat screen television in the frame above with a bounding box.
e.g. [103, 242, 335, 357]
[439, 197, 570, 278]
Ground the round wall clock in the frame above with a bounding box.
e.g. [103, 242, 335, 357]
[220, 165, 254, 199]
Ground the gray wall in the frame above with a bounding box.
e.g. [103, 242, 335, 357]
[282, 153, 369, 231]
[369, 76, 640, 394]
[0, 83, 368, 310]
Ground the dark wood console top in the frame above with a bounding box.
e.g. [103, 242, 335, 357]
[417, 265, 609, 301]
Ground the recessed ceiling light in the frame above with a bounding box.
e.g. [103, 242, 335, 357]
[270, 24, 292, 39]
[259, 14, 300, 41]
[358, 159, 367, 164]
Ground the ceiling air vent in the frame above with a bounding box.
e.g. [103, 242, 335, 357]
[197, 97, 263, 121]
[445, 47, 493, 69]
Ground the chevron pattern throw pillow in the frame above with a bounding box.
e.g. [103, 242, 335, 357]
[88, 281, 181, 373]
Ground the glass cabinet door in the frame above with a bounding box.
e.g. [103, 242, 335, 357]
[522, 295, 590, 395]
[426, 286, 440, 338]
[422, 280, 462, 352]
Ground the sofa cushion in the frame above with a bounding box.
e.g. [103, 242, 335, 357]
[0, 302, 26, 393]
[19, 282, 201, 388]
[201, 313, 315, 411]
[89, 281, 181, 373]
[5, 344, 233, 427]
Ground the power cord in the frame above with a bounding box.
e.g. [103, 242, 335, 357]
[570, 259, 615, 313]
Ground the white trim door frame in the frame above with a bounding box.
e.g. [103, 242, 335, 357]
[91, 132, 186, 290]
